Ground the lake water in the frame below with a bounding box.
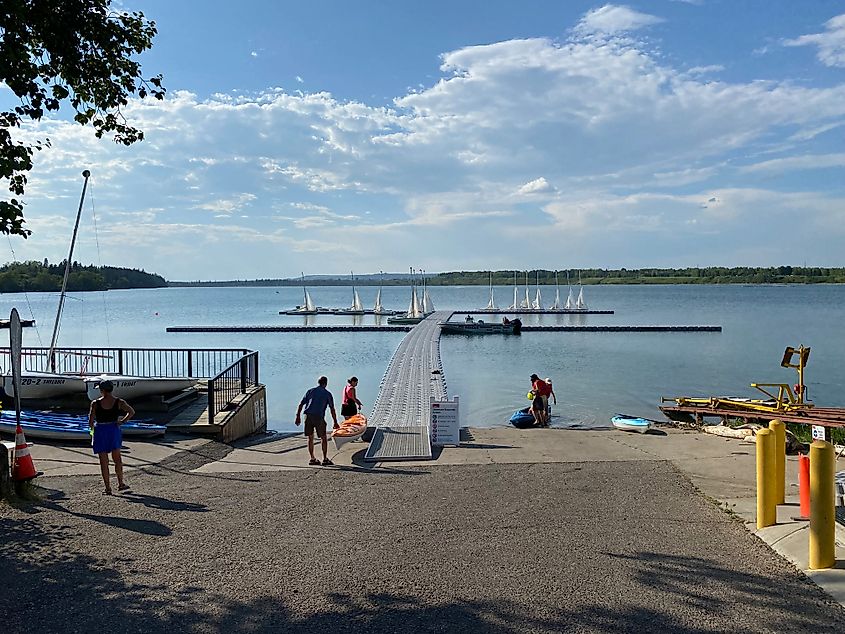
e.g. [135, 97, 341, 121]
[1, 284, 843, 432]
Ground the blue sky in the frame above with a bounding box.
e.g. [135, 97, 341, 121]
[6, 1, 845, 279]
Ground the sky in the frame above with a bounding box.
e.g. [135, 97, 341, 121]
[4, 0, 845, 280]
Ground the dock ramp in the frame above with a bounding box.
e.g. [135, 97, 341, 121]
[364, 311, 451, 461]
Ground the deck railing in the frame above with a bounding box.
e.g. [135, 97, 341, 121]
[208, 351, 259, 423]
[0, 346, 251, 379]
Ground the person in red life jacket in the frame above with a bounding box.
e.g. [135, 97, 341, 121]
[88, 379, 135, 495]
[530, 373, 551, 427]
[341, 376, 363, 419]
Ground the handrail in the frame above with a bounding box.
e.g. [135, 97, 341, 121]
[0, 346, 250, 379]
[207, 351, 259, 423]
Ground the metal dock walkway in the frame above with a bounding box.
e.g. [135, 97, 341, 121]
[364, 310, 453, 461]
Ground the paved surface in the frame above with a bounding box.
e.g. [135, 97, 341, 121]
[4, 428, 845, 633]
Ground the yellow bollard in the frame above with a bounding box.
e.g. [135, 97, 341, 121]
[756, 428, 777, 529]
[809, 440, 836, 569]
[768, 419, 786, 504]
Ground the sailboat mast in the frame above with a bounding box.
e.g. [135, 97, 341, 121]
[48, 169, 91, 369]
[301, 272, 307, 306]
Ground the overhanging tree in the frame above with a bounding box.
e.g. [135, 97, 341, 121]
[0, 0, 165, 236]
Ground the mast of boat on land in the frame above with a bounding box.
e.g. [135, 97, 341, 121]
[48, 169, 91, 371]
[565, 271, 575, 309]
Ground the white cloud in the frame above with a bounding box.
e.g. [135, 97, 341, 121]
[517, 177, 554, 195]
[250, 51, 258, 58]
[575, 4, 664, 36]
[739, 153, 845, 173]
[195, 193, 257, 214]
[784, 14, 845, 68]
[295, 76, 304, 83]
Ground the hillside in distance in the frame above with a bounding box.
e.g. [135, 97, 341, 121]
[0, 260, 167, 293]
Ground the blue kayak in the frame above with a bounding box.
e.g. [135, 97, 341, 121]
[0, 409, 166, 441]
[611, 414, 653, 434]
[509, 405, 553, 429]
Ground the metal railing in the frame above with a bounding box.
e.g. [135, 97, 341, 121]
[208, 351, 259, 423]
[0, 346, 251, 379]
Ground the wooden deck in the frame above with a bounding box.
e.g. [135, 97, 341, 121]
[660, 403, 845, 428]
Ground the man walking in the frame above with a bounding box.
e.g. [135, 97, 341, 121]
[295, 376, 339, 466]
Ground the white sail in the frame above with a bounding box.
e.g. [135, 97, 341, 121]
[305, 289, 316, 312]
[410, 287, 423, 317]
[565, 289, 575, 309]
[552, 288, 561, 310]
[576, 286, 587, 310]
[423, 290, 434, 313]
[508, 271, 519, 309]
[533, 288, 542, 310]
[352, 289, 364, 312]
[486, 289, 496, 310]
[373, 288, 384, 313]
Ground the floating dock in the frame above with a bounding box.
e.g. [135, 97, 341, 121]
[167, 324, 720, 333]
[660, 402, 845, 429]
[364, 311, 452, 462]
[465, 309, 614, 315]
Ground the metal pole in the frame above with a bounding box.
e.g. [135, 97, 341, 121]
[48, 169, 91, 370]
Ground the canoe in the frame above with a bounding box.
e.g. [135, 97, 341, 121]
[332, 414, 368, 449]
[611, 414, 653, 434]
[0, 409, 166, 441]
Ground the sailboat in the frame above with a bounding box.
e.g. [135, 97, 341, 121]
[508, 271, 520, 310]
[338, 272, 366, 315]
[532, 271, 543, 310]
[372, 271, 394, 315]
[1, 172, 91, 399]
[480, 271, 497, 311]
[575, 271, 588, 310]
[564, 272, 576, 310]
[550, 271, 561, 310]
[520, 271, 532, 309]
[281, 273, 318, 314]
[421, 269, 435, 315]
[387, 268, 426, 324]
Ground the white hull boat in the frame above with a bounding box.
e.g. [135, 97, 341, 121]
[85, 375, 198, 401]
[611, 414, 653, 434]
[1, 371, 87, 399]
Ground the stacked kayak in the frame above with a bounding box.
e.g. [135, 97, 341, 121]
[611, 414, 653, 434]
[0, 409, 166, 441]
[332, 414, 368, 449]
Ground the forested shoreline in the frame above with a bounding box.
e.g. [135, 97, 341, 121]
[0, 261, 166, 292]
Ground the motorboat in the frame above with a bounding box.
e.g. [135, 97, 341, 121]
[611, 414, 653, 434]
[439, 317, 521, 334]
[84, 375, 199, 401]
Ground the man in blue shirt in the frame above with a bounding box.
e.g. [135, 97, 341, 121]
[295, 376, 339, 466]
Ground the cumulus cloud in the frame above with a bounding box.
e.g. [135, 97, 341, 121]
[574, 4, 664, 36]
[11, 11, 845, 277]
[784, 14, 845, 68]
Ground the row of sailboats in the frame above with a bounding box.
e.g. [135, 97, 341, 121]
[387, 268, 435, 324]
[484, 270, 588, 311]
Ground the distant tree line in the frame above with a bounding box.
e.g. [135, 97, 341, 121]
[0, 260, 166, 293]
[169, 266, 845, 288]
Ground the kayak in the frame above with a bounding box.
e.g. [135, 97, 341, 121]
[509, 407, 537, 429]
[0, 409, 166, 441]
[332, 414, 368, 449]
[611, 414, 653, 434]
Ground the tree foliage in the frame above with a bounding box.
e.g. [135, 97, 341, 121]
[0, 260, 166, 292]
[0, 0, 164, 236]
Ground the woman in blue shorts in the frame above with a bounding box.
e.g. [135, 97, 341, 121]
[88, 379, 135, 495]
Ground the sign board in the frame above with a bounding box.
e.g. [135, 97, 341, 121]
[430, 396, 460, 446]
[811, 425, 827, 442]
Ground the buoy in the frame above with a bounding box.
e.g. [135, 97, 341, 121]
[12, 423, 38, 482]
[526, 391, 534, 400]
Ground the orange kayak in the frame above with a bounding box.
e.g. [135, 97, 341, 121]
[333, 414, 368, 437]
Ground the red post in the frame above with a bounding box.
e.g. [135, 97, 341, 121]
[796, 453, 810, 521]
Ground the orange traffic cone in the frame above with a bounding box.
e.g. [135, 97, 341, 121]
[12, 423, 38, 482]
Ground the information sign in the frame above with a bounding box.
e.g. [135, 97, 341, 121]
[430, 396, 460, 446]
[811, 425, 827, 442]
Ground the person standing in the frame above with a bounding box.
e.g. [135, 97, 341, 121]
[295, 376, 339, 466]
[530, 373, 550, 426]
[545, 377, 557, 415]
[341, 376, 363, 420]
[88, 379, 135, 495]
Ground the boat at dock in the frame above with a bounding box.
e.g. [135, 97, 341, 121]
[439, 317, 521, 334]
[387, 268, 427, 325]
[84, 375, 199, 401]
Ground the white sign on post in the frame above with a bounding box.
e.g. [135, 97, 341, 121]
[430, 396, 460, 446]
[812, 425, 827, 442]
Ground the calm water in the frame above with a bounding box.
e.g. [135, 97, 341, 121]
[1, 284, 843, 432]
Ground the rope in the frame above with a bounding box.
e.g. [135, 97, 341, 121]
[88, 176, 111, 347]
